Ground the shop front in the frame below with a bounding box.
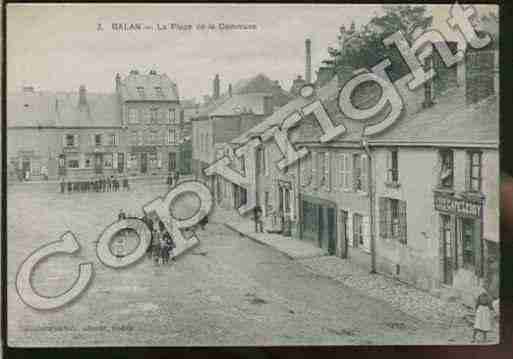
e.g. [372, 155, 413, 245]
[129, 146, 159, 175]
[434, 191, 484, 293]
[300, 194, 337, 255]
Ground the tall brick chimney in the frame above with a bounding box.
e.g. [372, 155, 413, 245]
[305, 38, 312, 83]
[213, 74, 220, 100]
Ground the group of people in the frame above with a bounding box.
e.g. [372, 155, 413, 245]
[60, 176, 130, 193]
[166, 171, 181, 187]
[141, 212, 176, 265]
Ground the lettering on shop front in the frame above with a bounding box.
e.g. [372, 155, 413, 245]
[434, 195, 482, 218]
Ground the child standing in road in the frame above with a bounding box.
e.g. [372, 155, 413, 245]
[473, 289, 494, 343]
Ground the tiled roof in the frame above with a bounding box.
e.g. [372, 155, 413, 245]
[209, 93, 270, 117]
[371, 91, 498, 147]
[7, 91, 122, 128]
[119, 72, 179, 102]
[195, 73, 293, 119]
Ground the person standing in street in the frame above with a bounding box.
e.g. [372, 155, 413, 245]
[472, 289, 494, 343]
[60, 178, 66, 194]
[254, 206, 263, 233]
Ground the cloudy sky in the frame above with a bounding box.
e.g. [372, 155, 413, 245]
[7, 3, 497, 101]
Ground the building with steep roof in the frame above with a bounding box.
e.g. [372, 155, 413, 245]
[191, 73, 293, 189]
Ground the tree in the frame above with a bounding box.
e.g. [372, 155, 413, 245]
[323, 5, 433, 82]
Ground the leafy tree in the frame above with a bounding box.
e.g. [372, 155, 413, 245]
[323, 5, 433, 82]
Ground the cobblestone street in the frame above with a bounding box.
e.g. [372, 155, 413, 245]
[7, 182, 483, 346]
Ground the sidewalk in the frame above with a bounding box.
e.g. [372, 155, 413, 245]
[216, 205, 485, 331]
[214, 206, 326, 260]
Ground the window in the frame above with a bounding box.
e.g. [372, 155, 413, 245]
[150, 108, 159, 123]
[390, 199, 400, 238]
[103, 154, 113, 168]
[353, 154, 368, 192]
[95, 134, 102, 146]
[107, 133, 117, 146]
[167, 129, 176, 144]
[65, 134, 76, 147]
[127, 153, 138, 169]
[155, 87, 164, 99]
[301, 154, 312, 186]
[320, 152, 330, 190]
[137, 131, 143, 145]
[169, 109, 177, 124]
[338, 153, 351, 190]
[143, 109, 151, 124]
[149, 153, 158, 169]
[379, 197, 407, 244]
[67, 157, 79, 168]
[387, 149, 399, 183]
[136, 86, 145, 99]
[149, 131, 158, 145]
[468, 151, 482, 192]
[128, 108, 138, 124]
[353, 214, 363, 247]
[84, 155, 92, 168]
[439, 149, 454, 188]
[131, 131, 138, 145]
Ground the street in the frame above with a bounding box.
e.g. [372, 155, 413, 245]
[8, 182, 469, 346]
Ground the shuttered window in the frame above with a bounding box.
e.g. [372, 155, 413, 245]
[467, 151, 482, 192]
[387, 149, 399, 182]
[353, 154, 361, 191]
[338, 153, 351, 190]
[361, 154, 368, 193]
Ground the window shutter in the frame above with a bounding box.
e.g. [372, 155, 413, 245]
[399, 200, 407, 244]
[361, 154, 368, 192]
[74, 134, 79, 147]
[157, 152, 162, 169]
[352, 214, 358, 247]
[465, 151, 471, 191]
[312, 152, 317, 188]
[362, 216, 371, 253]
[90, 134, 95, 146]
[80, 153, 85, 168]
[62, 134, 67, 147]
[379, 197, 387, 239]
[386, 150, 391, 182]
[326, 152, 331, 191]
[352, 155, 358, 191]
[113, 152, 118, 169]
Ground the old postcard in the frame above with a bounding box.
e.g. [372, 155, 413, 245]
[5, 3, 500, 347]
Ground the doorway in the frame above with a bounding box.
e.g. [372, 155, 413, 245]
[339, 210, 348, 258]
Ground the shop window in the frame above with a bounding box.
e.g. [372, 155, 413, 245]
[379, 197, 407, 244]
[439, 149, 454, 188]
[353, 213, 363, 247]
[468, 151, 482, 192]
[387, 149, 399, 183]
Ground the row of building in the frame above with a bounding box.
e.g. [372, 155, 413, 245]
[192, 35, 499, 304]
[7, 70, 196, 181]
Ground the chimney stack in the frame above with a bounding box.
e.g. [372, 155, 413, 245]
[305, 39, 312, 84]
[78, 85, 87, 107]
[115, 73, 121, 92]
[213, 74, 220, 100]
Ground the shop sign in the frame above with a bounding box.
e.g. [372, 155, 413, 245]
[434, 194, 482, 217]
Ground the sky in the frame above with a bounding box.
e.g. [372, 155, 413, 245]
[7, 3, 498, 101]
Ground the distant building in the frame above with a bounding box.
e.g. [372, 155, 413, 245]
[191, 73, 293, 189]
[117, 69, 183, 176]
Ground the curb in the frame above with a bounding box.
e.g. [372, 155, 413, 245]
[223, 223, 327, 260]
